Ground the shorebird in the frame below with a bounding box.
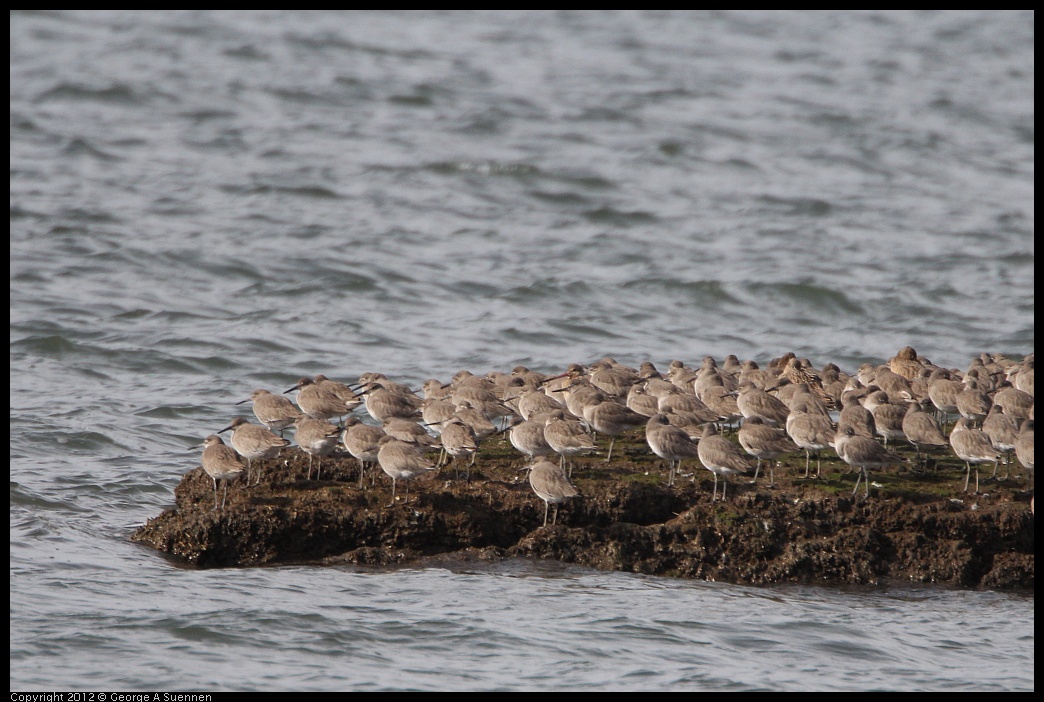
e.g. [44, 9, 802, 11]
[992, 384, 1034, 421]
[667, 359, 700, 392]
[699, 384, 743, 426]
[869, 392, 907, 447]
[314, 374, 364, 412]
[900, 399, 948, 466]
[420, 397, 456, 435]
[833, 427, 903, 497]
[587, 359, 637, 399]
[217, 416, 290, 486]
[819, 365, 848, 408]
[454, 400, 499, 442]
[736, 359, 773, 391]
[625, 384, 662, 418]
[661, 407, 706, 441]
[439, 416, 479, 481]
[738, 415, 798, 486]
[543, 409, 597, 477]
[420, 378, 452, 400]
[697, 423, 752, 500]
[449, 381, 513, 424]
[785, 404, 835, 478]
[1015, 419, 1034, 476]
[584, 393, 647, 462]
[381, 417, 441, 450]
[779, 357, 835, 409]
[359, 382, 423, 423]
[956, 380, 992, 427]
[237, 389, 303, 438]
[656, 387, 718, 423]
[981, 403, 1020, 479]
[191, 435, 246, 510]
[888, 346, 925, 381]
[293, 416, 341, 480]
[341, 416, 385, 488]
[837, 395, 876, 440]
[510, 364, 551, 387]
[516, 387, 566, 421]
[645, 413, 701, 487]
[949, 417, 1000, 493]
[509, 414, 556, 462]
[549, 379, 602, 426]
[285, 377, 354, 425]
[525, 457, 580, 527]
[735, 381, 790, 426]
[376, 435, 437, 506]
[1011, 356, 1034, 396]
[927, 368, 964, 427]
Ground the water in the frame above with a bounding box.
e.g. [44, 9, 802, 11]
[10, 10, 1033, 691]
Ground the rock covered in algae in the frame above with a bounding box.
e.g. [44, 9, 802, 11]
[132, 433, 1034, 590]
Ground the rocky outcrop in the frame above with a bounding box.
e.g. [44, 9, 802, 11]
[132, 435, 1034, 590]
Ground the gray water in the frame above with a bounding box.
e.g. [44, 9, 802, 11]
[10, 10, 1033, 691]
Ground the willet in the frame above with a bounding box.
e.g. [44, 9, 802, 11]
[584, 393, 647, 462]
[656, 387, 718, 423]
[645, 413, 701, 487]
[1011, 357, 1034, 395]
[992, 384, 1034, 421]
[314, 374, 364, 413]
[956, 380, 992, 427]
[359, 382, 423, 423]
[900, 399, 948, 466]
[697, 423, 752, 500]
[981, 403, 1020, 479]
[376, 435, 436, 506]
[833, 427, 903, 497]
[341, 416, 386, 488]
[625, 384, 662, 418]
[217, 416, 290, 486]
[381, 417, 441, 449]
[449, 383, 513, 424]
[738, 415, 798, 486]
[439, 416, 479, 481]
[1015, 419, 1034, 476]
[517, 387, 566, 421]
[543, 409, 597, 477]
[949, 417, 1000, 493]
[509, 414, 556, 462]
[454, 400, 499, 442]
[285, 377, 353, 425]
[837, 395, 877, 440]
[927, 368, 963, 427]
[293, 416, 341, 480]
[785, 404, 835, 478]
[191, 435, 246, 510]
[236, 389, 303, 438]
[420, 378, 452, 401]
[587, 359, 637, 399]
[525, 457, 580, 527]
[420, 397, 456, 435]
[869, 392, 907, 447]
[699, 384, 743, 426]
[735, 381, 790, 426]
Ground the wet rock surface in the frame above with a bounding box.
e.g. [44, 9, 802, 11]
[133, 434, 1034, 591]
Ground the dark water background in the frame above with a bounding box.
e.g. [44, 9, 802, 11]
[10, 11, 1033, 690]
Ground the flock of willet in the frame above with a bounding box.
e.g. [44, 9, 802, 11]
[188, 349, 1034, 524]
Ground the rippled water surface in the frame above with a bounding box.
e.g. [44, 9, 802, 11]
[10, 10, 1033, 691]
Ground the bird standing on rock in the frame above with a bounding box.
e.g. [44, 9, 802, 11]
[524, 457, 580, 527]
